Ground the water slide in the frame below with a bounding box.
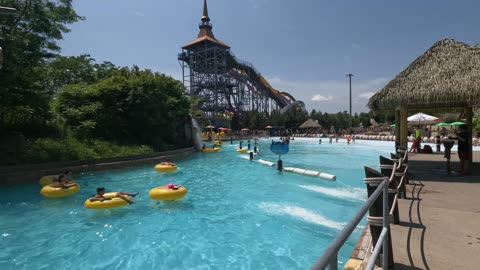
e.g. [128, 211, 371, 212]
[225, 51, 304, 113]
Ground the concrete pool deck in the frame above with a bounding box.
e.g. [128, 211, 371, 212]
[390, 151, 480, 270]
[346, 151, 480, 270]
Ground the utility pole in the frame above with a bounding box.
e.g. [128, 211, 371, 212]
[346, 73, 354, 129]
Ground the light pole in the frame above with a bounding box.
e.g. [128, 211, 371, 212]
[346, 73, 354, 129]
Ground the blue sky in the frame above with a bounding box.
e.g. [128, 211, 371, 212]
[60, 0, 479, 113]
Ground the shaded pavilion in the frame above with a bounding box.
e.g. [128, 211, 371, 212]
[298, 118, 322, 129]
[368, 39, 480, 165]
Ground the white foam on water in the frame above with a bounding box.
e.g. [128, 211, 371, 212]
[258, 202, 345, 230]
[239, 155, 251, 160]
[299, 185, 366, 201]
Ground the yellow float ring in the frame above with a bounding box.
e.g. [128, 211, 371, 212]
[236, 148, 248, 153]
[202, 148, 220, 153]
[40, 183, 80, 198]
[154, 164, 177, 172]
[84, 192, 131, 209]
[149, 186, 187, 201]
[39, 175, 58, 186]
[214, 140, 223, 145]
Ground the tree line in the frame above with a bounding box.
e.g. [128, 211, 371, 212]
[0, 1, 190, 165]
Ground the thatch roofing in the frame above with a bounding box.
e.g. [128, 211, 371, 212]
[299, 118, 321, 129]
[368, 39, 480, 112]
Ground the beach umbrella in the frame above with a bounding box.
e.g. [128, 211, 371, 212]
[241, 128, 249, 131]
[449, 121, 465, 126]
[265, 125, 273, 129]
[205, 125, 215, 129]
[435, 122, 450, 126]
[407, 112, 438, 123]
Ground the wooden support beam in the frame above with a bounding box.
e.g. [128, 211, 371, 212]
[395, 109, 400, 152]
[465, 107, 473, 169]
[399, 105, 408, 150]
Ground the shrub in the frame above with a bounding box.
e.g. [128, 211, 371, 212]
[1, 137, 154, 165]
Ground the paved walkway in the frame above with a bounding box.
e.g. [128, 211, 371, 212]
[390, 152, 480, 270]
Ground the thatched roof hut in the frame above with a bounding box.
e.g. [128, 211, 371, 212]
[299, 118, 321, 129]
[368, 39, 480, 112]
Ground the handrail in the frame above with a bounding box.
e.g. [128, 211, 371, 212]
[310, 175, 389, 269]
[311, 154, 406, 270]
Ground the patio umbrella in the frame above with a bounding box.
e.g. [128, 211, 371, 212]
[265, 126, 273, 129]
[449, 121, 465, 126]
[241, 128, 249, 131]
[435, 122, 450, 126]
[407, 112, 438, 123]
[206, 125, 215, 129]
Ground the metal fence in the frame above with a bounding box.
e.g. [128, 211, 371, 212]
[310, 151, 408, 270]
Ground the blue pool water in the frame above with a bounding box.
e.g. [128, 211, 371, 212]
[0, 138, 395, 269]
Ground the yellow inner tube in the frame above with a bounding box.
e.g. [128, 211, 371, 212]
[236, 148, 248, 153]
[149, 186, 187, 201]
[40, 183, 80, 198]
[202, 148, 220, 153]
[154, 164, 177, 172]
[84, 192, 131, 209]
[39, 175, 58, 186]
[214, 140, 223, 145]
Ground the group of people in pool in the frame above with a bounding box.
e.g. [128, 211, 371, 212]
[52, 160, 181, 205]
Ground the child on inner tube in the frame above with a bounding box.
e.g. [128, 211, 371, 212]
[166, 183, 182, 190]
[89, 187, 138, 204]
[160, 159, 176, 166]
[53, 174, 78, 189]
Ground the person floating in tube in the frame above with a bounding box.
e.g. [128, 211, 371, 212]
[89, 187, 138, 204]
[166, 183, 182, 190]
[161, 159, 176, 166]
[53, 174, 78, 189]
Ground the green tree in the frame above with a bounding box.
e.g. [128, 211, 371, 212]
[54, 68, 190, 149]
[0, 0, 83, 133]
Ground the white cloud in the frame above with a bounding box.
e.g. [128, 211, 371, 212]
[263, 75, 392, 113]
[351, 43, 360, 48]
[358, 92, 376, 99]
[134, 11, 145, 17]
[312, 95, 333, 101]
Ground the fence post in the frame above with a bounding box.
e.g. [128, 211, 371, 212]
[379, 156, 400, 224]
[364, 166, 394, 268]
[390, 153, 407, 199]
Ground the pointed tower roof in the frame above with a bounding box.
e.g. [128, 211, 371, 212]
[201, 0, 209, 22]
[182, 0, 230, 49]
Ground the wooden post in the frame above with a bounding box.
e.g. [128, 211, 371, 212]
[364, 166, 394, 268]
[395, 109, 401, 152]
[399, 105, 408, 150]
[379, 156, 400, 224]
[466, 107, 473, 170]
[391, 153, 407, 199]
